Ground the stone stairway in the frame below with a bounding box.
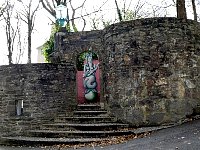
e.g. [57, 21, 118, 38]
[2, 104, 135, 146]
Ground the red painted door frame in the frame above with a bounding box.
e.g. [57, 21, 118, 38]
[76, 60, 100, 104]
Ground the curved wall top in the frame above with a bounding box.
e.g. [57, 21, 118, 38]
[103, 17, 200, 126]
[44, 17, 200, 126]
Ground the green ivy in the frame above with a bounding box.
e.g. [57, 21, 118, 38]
[42, 21, 77, 62]
[42, 23, 60, 62]
[76, 51, 98, 71]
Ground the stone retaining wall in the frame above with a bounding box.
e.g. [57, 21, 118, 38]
[52, 17, 200, 126]
[0, 63, 76, 136]
[103, 17, 200, 126]
[1, 17, 200, 136]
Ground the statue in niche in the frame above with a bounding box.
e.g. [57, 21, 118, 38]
[83, 52, 99, 101]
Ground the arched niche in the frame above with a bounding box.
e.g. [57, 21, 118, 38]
[76, 50, 100, 104]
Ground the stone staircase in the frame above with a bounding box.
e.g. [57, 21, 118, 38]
[2, 104, 135, 146]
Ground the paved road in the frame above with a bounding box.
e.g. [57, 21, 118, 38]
[0, 119, 200, 150]
[75, 119, 200, 150]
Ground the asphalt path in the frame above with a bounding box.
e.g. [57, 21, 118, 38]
[0, 119, 200, 150]
[69, 119, 200, 150]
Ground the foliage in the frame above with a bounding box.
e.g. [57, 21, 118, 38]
[66, 21, 71, 32]
[76, 51, 98, 71]
[102, 18, 113, 28]
[41, 23, 60, 62]
[122, 9, 136, 21]
[42, 17, 78, 62]
[90, 16, 114, 30]
[90, 9, 137, 30]
[72, 24, 78, 32]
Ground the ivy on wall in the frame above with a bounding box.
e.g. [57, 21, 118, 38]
[42, 22, 71, 62]
[42, 24, 59, 62]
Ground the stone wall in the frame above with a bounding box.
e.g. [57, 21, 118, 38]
[51, 30, 107, 102]
[103, 17, 200, 126]
[0, 63, 76, 136]
[52, 17, 200, 126]
[4, 17, 200, 138]
[51, 30, 103, 63]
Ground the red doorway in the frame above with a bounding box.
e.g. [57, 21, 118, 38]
[77, 60, 100, 104]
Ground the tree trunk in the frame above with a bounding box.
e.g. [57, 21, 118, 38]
[7, 22, 13, 64]
[191, 0, 197, 21]
[27, 21, 31, 64]
[8, 40, 12, 64]
[6, 13, 13, 64]
[115, 0, 122, 22]
[8, 45, 12, 64]
[176, 0, 187, 19]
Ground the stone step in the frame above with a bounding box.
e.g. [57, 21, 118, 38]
[54, 116, 115, 123]
[73, 110, 108, 116]
[57, 110, 108, 117]
[27, 129, 135, 138]
[42, 123, 129, 131]
[2, 104, 136, 146]
[1, 136, 107, 146]
[77, 104, 101, 110]
[1, 125, 171, 146]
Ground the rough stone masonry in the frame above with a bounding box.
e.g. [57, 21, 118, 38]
[0, 63, 76, 137]
[52, 17, 200, 126]
[0, 17, 200, 137]
[103, 17, 200, 126]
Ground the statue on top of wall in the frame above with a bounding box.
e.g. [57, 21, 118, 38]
[83, 51, 99, 101]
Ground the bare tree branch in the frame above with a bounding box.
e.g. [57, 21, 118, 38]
[74, 0, 109, 21]
[69, 9, 104, 21]
[55, 0, 60, 5]
[81, 14, 86, 31]
[115, 0, 122, 22]
[52, 0, 56, 8]
[18, 11, 28, 23]
[126, 0, 132, 11]
[46, 0, 56, 14]
[3, 0, 23, 64]
[18, 0, 40, 64]
[15, 13, 24, 64]
[69, 0, 87, 31]
[133, 1, 145, 18]
[30, 2, 40, 31]
[40, 0, 111, 31]
[40, 0, 56, 18]
[0, 3, 7, 18]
